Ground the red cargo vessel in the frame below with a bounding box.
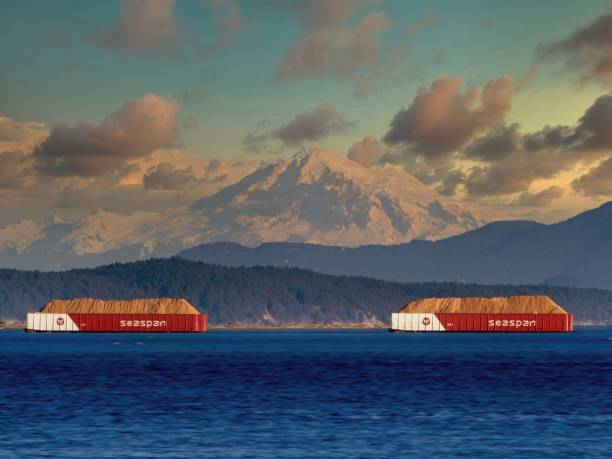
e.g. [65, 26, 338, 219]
[26, 298, 206, 333]
[390, 296, 572, 332]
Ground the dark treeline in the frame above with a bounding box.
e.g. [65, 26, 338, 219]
[1, 258, 611, 323]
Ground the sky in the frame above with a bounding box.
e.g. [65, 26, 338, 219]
[2, 0, 612, 225]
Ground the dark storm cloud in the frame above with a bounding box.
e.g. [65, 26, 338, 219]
[539, 9, 612, 86]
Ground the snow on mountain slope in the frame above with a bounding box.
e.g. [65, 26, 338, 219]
[0, 219, 45, 253]
[189, 149, 506, 246]
[0, 149, 506, 269]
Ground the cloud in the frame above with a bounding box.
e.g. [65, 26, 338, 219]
[275, 0, 389, 80]
[380, 72, 612, 199]
[143, 162, 197, 190]
[353, 12, 437, 97]
[0, 115, 48, 151]
[463, 123, 522, 162]
[538, 9, 612, 86]
[576, 93, 612, 149]
[93, 0, 183, 53]
[0, 151, 33, 189]
[276, 103, 352, 145]
[515, 65, 538, 92]
[34, 93, 179, 177]
[383, 75, 513, 163]
[462, 93, 612, 196]
[243, 104, 352, 152]
[204, 0, 247, 53]
[572, 157, 612, 197]
[436, 169, 466, 196]
[242, 121, 271, 154]
[512, 186, 565, 207]
[347, 135, 385, 166]
[462, 126, 580, 197]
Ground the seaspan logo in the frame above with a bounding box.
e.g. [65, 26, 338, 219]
[56, 317, 64, 326]
[120, 320, 167, 328]
[488, 319, 536, 328]
[422, 317, 431, 326]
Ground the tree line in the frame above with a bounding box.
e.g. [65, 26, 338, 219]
[1, 258, 611, 323]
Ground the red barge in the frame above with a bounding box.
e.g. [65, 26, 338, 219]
[390, 295, 572, 332]
[26, 298, 206, 333]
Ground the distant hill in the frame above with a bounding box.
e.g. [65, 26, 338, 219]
[179, 202, 612, 290]
[1, 258, 611, 324]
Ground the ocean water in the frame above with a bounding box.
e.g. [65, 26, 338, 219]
[1, 329, 611, 458]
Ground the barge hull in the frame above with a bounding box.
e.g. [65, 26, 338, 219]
[26, 313, 206, 333]
[390, 312, 572, 332]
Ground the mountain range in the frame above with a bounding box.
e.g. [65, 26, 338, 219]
[180, 202, 612, 291]
[0, 149, 503, 270]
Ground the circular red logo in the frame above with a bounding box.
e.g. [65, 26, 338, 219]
[56, 317, 65, 326]
[422, 317, 431, 326]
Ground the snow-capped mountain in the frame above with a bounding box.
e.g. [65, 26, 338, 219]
[190, 149, 505, 245]
[0, 149, 506, 270]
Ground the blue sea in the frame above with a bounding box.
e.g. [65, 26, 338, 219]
[1, 329, 611, 458]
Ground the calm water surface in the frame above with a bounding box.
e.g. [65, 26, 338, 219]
[1, 329, 611, 458]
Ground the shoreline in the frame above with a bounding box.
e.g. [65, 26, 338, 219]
[2, 321, 610, 331]
[208, 322, 385, 330]
[1, 322, 386, 331]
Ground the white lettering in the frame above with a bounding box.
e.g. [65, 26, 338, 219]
[487, 319, 536, 328]
[119, 319, 168, 327]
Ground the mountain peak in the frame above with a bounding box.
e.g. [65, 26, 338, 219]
[292, 148, 363, 175]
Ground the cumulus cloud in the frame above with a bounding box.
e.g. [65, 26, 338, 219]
[93, 0, 183, 53]
[462, 130, 577, 197]
[512, 186, 564, 207]
[277, 104, 351, 145]
[0, 115, 47, 151]
[572, 157, 612, 197]
[463, 123, 522, 162]
[380, 71, 612, 200]
[243, 104, 352, 152]
[383, 75, 513, 163]
[143, 162, 197, 190]
[576, 93, 612, 149]
[33, 93, 179, 177]
[461, 93, 612, 196]
[436, 169, 466, 196]
[0, 151, 33, 189]
[275, 0, 389, 80]
[539, 9, 612, 86]
[347, 135, 385, 166]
